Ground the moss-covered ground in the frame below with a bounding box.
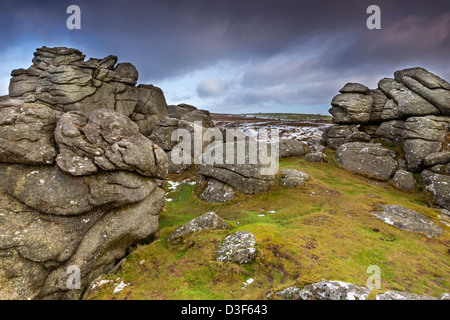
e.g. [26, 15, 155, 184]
[86, 150, 449, 300]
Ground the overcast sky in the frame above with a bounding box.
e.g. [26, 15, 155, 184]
[0, 0, 449, 114]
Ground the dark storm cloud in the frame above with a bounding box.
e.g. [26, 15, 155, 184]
[0, 0, 449, 112]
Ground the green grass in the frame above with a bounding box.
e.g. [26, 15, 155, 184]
[85, 152, 450, 300]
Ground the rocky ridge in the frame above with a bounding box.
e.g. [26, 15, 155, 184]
[324, 67, 450, 211]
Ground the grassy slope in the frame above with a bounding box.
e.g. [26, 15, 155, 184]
[86, 150, 449, 300]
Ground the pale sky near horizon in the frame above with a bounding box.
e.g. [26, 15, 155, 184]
[0, 0, 449, 115]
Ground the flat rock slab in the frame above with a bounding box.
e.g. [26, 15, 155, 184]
[215, 231, 257, 264]
[167, 212, 230, 243]
[370, 205, 442, 238]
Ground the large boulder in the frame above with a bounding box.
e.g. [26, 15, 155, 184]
[378, 78, 441, 117]
[278, 139, 307, 158]
[280, 169, 310, 187]
[329, 93, 373, 124]
[336, 142, 398, 180]
[0, 47, 169, 300]
[391, 170, 416, 191]
[394, 67, 450, 115]
[322, 125, 360, 150]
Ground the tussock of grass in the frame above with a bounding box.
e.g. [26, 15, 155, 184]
[86, 152, 450, 300]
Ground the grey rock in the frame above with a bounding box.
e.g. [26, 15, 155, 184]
[322, 125, 360, 150]
[268, 286, 302, 300]
[199, 178, 235, 203]
[280, 169, 310, 187]
[370, 204, 443, 238]
[56, 109, 168, 178]
[375, 120, 405, 144]
[376, 291, 438, 300]
[148, 117, 180, 151]
[131, 84, 168, 136]
[403, 139, 442, 172]
[215, 231, 257, 264]
[329, 93, 373, 124]
[180, 109, 215, 128]
[421, 170, 450, 210]
[391, 170, 416, 191]
[299, 281, 371, 300]
[278, 139, 307, 157]
[167, 212, 230, 243]
[198, 139, 277, 194]
[0, 163, 155, 216]
[0, 102, 57, 165]
[339, 83, 370, 94]
[167, 103, 197, 119]
[424, 151, 450, 167]
[167, 149, 193, 174]
[336, 142, 398, 180]
[346, 131, 371, 143]
[394, 67, 450, 115]
[403, 116, 450, 142]
[114, 62, 139, 85]
[380, 99, 402, 121]
[359, 124, 380, 137]
[369, 89, 388, 122]
[378, 78, 441, 117]
[305, 152, 328, 163]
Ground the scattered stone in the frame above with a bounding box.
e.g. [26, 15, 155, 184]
[305, 152, 328, 163]
[391, 170, 416, 191]
[167, 212, 230, 243]
[199, 178, 235, 203]
[280, 169, 310, 187]
[215, 231, 257, 264]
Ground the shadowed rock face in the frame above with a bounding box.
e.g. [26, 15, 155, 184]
[0, 47, 169, 300]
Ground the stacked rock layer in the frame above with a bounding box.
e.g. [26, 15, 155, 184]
[324, 67, 450, 210]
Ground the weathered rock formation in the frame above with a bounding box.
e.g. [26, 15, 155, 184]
[325, 67, 450, 210]
[0, 47, 169, 300]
